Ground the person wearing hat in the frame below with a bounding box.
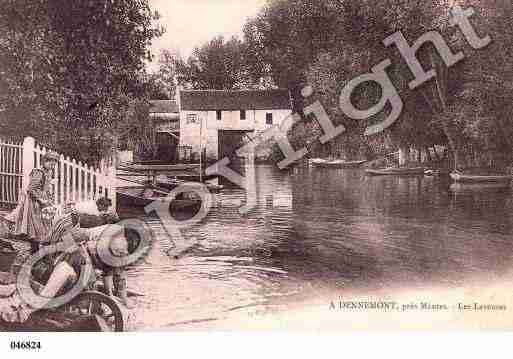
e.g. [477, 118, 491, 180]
[0, 223, 131, 324]
[78, 197, 120, 229]
[13, 151, 59, 254]
[40, 223, 129, 307]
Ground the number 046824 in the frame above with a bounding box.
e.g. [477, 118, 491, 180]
[10, 341, 41, 350]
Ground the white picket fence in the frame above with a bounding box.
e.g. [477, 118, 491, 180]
[0, 137, 116, 209]
[0, 138, 23, 206]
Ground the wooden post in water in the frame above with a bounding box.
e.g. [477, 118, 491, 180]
[398, 147, 408, 166]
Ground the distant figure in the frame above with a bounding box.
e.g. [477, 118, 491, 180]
[79, 197, 119, 229]
[13, 151, 60, 253]
[0, 216, 12, 238]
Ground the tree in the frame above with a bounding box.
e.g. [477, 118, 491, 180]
[146, 49, 180, 100]
[0, 0, 163, 164]
[251, 0, 513, 169]
[253, 0, 444, 159]
[442, 0, 513, 169]
[176, 35, 253, 90]
[243, 0, 354, 109]
[117, 98, 158, 160]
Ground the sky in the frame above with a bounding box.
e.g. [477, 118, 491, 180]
[147, 0, 266, 68]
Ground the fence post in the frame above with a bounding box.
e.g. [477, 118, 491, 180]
[59, 154, 65, 206]
[22, 137, 35, 191]
[103, 157, 117, 209]
[111, 162, 117, 209]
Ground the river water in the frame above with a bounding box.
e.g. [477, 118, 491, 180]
[127, 165, 513, 330]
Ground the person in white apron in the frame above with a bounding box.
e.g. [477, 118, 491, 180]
[12, 151, 59, 253]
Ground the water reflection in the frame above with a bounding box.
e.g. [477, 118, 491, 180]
[128, 165, 513, 329]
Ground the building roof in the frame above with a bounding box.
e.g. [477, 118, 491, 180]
[149, 100, 179, 114]
[180, 89, 291, 111]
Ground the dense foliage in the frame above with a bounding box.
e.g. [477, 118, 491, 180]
[174, 36, 254, 90]
[239, 0, 513, 168]
[6, 0, 511, 168]
[0, 0, 163, 164]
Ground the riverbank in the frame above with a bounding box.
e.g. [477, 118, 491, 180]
[162, 269, 513, 331]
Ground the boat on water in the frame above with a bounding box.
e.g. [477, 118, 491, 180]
[425, 169, 439, 176]
[118, 163, 218, 182]
[311, 159, 367, 169]
[450, 172, 512, 184]
[424, 168, 451, 177]
[450, 182, 511, 193]
[309, 158, 327, 165]
[152, 175, 224, 193]
[365, 167, 425, 176]
[116, 186, 201, 218]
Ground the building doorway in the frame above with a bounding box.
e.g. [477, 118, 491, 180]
[156, 132, 179, 163]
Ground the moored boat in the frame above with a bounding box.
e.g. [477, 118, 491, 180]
[365, 167, 425, 176]
[118, 163, 219, 182]
[424, 168, 451, 177]
[308, 158, 327, 167]
[450, 182, 511, 193]
[450, 172, 512, 184]
[450, 172, 512, 183]
[116, 186, 202, 218]
[312, 159, 367, 169]
[154, 176, 224, 193]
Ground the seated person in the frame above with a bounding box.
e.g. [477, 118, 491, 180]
[0, 202, 79, 299]
[1, 219, 130, 323]
[40, 201, 123, 299]
[0, 203, 80, 322]
[81, 224, 129, 305]
[0, 215, 13, 238]
[78, 197, 119, 229]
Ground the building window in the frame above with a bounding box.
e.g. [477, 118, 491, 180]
[266, 113, 273, 125]
[186, 114, 198, 124]
[240, 110, 246, 120]
[216, 110, 222, 121]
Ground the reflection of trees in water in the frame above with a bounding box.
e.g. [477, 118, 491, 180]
[448, 186, 513, 234]
[286, 169, 513, 289]
[292, 170, 447, 219]
[291, 169, 361, 216]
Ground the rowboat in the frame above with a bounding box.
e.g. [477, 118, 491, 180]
[450, 182, 511, 193]
[153, 176, 224, 193]
[450, 172, 512, 184]
[120, 163, 200, 172]
[424, 168, 451, 177]
[365, 167, 425, 176]
[312, 159, 367, 169]
[118, 163, 218, 182]
[309, 158, 328, 165]
[116, 186, 201, 218]
[424, 169, 439, 176]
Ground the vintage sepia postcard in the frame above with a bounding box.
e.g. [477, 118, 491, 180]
[1, 1, 513, 349]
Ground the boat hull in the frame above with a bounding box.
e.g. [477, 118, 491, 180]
[312, 160, 367, 169]
[116, 186, 202, 219]
[118, 163, 219, 182]
[450, 182, 511, 193]
[365, 167, 425, 176]
[155, 179, 224, 193]
[450, 172, 512, 184]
